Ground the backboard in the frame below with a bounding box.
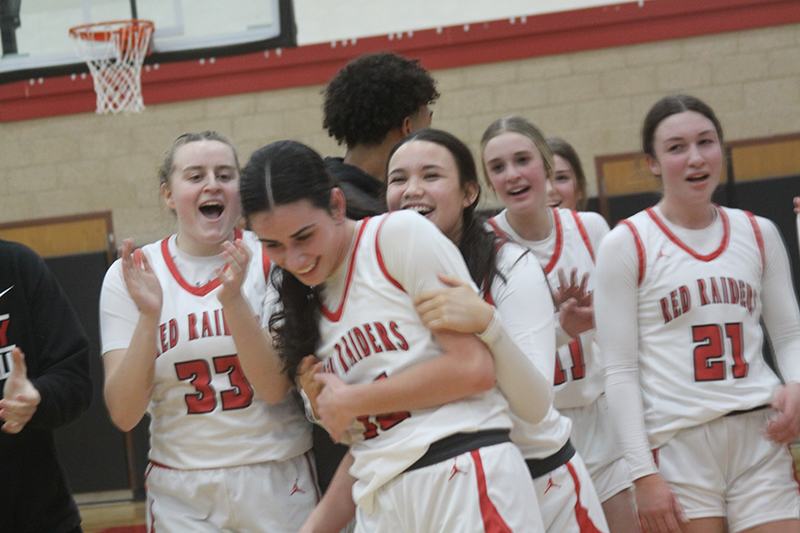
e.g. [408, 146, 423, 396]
[0, 0, 296, 83]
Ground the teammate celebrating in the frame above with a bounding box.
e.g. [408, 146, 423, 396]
[239, 139, 544, 533]
[595, 95, 800, 533]
[387, 127, 610, 533]
[480, 117, 638, 532]
[99, 132, 314, 532]
[546, 137, 588, 211]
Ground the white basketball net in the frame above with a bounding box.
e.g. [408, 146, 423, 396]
[70, 21, 154, 114]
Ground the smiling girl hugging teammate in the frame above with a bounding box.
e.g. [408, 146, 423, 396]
[237, 139, 548, 533]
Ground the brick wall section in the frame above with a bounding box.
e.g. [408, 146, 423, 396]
[1, 24, 799, 245]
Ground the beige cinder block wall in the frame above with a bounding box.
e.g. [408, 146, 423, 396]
[1, 23, 798, 246]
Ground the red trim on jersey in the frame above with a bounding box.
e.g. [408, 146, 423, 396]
[487, 217, 510, 242]
[570, 210, 595, 262]
[745, 211, 766, 271]
[469, 449, 513, 533]
[565, 460, 605, 533]
[160, 228, 243, 296]
[618, 220, 645, 286]
[318, 219, 370, 322]
[543, 207, 564, 275]
[645, 205, 730, 262]
[148, 460, 176, 470]
[148, 498, 156, 533]
[489, 211, 563, 274]
[483, 288, 495, 306]
[375, 215, 406, 292]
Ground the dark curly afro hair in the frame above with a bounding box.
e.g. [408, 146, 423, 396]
[323, 52, 439, 147]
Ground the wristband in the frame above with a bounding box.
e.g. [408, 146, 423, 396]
[299, 388, 322, 424]
[477, 308, 499, 341]
[555, 322, 574, 348]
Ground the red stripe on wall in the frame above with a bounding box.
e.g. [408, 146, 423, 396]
[1, 0, 799, 122]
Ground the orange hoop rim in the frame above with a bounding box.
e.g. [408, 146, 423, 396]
[69, 19, 154, 43]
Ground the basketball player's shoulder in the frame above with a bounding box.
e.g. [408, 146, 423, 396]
[240, 228, 261, 245]
[604, 208, 653, 239]
[722, 205, 772, 230]
[496, 239, 531, 271]
[376, 210, 443, 245]
[381, 209, 433, 229]
[575, 210, 608, 230]
[603, 220, 638, 244]
[104, 239, 165, 281]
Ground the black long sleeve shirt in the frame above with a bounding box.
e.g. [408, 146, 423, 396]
[0, 240, 92, 533]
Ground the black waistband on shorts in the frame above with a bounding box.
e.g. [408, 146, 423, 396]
[525, 439, 576, 479]
[404, 429, 511, 473]
[725, 404, 770, 417]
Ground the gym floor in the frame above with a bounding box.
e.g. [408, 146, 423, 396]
[80, 500, 146, 533]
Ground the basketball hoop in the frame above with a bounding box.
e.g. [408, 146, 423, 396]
[69, 20, 154, 114]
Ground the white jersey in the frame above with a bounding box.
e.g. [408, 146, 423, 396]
[486, 242, 609, 531]
[484, 240, 571, 460]
[316, 211, 512, 513]
[620, 206, 780, 448]
[489, 208, 607, 409]
[100, 229, 311, 470]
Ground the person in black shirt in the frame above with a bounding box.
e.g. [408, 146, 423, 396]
[0, 240, 92, 533]
[323, 51, 439, 219]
